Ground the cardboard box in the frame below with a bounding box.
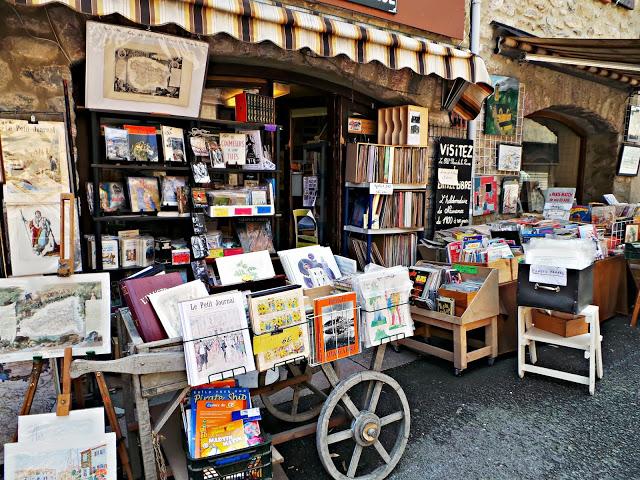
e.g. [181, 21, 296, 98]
[531, 309, 588, 337]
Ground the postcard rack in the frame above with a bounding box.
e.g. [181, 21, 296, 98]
[68, 304, 412, 480]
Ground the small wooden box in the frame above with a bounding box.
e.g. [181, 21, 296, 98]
[531, 309, 588, 337]
[458, 258, 518, 284]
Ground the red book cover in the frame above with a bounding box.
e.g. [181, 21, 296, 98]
[235, 93, 248, 123]
[223, 248, 244, 256]
[120, 272, 184, 342]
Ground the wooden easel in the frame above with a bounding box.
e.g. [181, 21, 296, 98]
[11, 195, 134, 479]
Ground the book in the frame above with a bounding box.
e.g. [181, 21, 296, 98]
[252, 324, 310, 371]
[179, 291, 256, 386]
[215, 250, 275, 285]
[148, 280, 209, 338]
[197, 418, 248, 457]
[104, 126, 130, 161]
[248, 285, 305, 335]
[120, 237, 138, 268]
[138, 235, 155, 267]
[195, 400, 248, 457]
[239, 130, 263, 169]
[277, 246, 341, 289]
[127, 177, 160, 212]
[220, 133, 246, 166]
[120, 272, 184, 342]
[313, 292, 359, 364]
[161, 126, 186, 162]
[98, 182, 126, 212]
[124, 125, 159, 162]
[160, 176, 188, 206]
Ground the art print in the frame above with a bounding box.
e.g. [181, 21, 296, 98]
[497, 144, 522, 172]
[0, 120, 70, 203]
[484, 76, 519, 136]
[625, 224, 639, 243]
[618, 145, 640, 176]
[191, 234, 208, 260]
[179, 291, 255, 385]
[206, 137, 225, 168]
[215, 250, 275, 285]
[7, 203, 61, 276]
[98, 182, 126, 212]
[17, 407, 105, 442]
[86, 22, 209, 117]
[501, 177, 520, 215]
[160, 176, 188, 206]
[191, 159, 211, 184]
[472, 176, 498, 216]
[5, 432, 117, 480]
[104, 126, 130, 161]
[0, 273, 110, 362]
[127, 177, 160, 212]
[239, 130, 263, 169]
[161, 126, 186, 162]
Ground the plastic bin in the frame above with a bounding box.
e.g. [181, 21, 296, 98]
[186, 436, 272, 480]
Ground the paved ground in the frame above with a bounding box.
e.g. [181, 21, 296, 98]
[271, 316, 640, 479]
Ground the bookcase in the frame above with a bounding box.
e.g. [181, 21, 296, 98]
[342, 142, 429, 267]
[85, 108, 282, 272]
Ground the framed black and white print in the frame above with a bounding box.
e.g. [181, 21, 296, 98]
[618, 144, 640, 176]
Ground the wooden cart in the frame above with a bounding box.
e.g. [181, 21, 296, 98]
[70, 308, 411, 480]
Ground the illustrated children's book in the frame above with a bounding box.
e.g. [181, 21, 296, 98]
[248, 285, 305, 335]
[313, 292, 359, 364]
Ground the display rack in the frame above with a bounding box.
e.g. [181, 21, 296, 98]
[85, 109, 282, 271]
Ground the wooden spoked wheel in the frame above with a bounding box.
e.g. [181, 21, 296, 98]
[316, 371, 410, 480]
[257, 362, 337, 423]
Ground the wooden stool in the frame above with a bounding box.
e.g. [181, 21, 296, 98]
[400, 308, 498, 376]
[517, 305, 603, 395]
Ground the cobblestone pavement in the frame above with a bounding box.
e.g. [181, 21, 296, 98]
[274, 316, 640, 479]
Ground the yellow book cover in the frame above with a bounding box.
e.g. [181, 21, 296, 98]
[199, 419, 248, 458]
[195, 399, 246, 458]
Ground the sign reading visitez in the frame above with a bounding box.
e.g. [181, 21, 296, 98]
[347, 0, 397, 13]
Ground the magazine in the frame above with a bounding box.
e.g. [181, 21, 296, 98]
[179, 291, 255, 386]
[352, 266, 415, 348]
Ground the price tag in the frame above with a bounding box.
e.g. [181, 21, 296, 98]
[453, 264, 478, 274]
[437, 168, 459, 186]
[369, 182, 394, 195]
[529, 265, 567, 286]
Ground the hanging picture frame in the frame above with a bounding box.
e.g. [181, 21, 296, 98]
[85, 21, 209, 117]
[484, 76, 520, 136]
[496, 143, 522, 172]
[625, 105, 640, 143]
[618, 144, 640, 176]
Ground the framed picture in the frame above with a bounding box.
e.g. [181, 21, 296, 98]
[497, 144, 522, 172]
[126, 176, 160, 212]
[626, 105, 640, 143]
[484, 76, 519, 136]
[0, 273, 111, 362]
[618, 144, 640, 176]
[85, 21, 209, 117]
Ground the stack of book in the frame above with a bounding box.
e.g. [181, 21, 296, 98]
[182, 382, 263, 459]
[104, 124, 186, 163]
[357, 191, 424, 229]
[346, 144, 428, 184]
[351, 233, 418, 268]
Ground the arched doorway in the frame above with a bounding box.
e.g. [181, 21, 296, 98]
[522, 106, 619, 204]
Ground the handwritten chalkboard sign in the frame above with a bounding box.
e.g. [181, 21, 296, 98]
[433, 137, 474, 231]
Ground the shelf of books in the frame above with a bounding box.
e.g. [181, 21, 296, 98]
[85, 108, 282, 273]
[341, 142, 428, 268]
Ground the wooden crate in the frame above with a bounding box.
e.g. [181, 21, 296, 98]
[531, 309, 588, 337]
[458, 258, 519, 284]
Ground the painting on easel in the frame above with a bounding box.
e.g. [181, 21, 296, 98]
[0, 273, 111, 363]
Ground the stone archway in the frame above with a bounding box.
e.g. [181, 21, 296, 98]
[526, 105, 620, 203]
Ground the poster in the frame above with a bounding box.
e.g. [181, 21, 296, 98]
[484, 76, 520, 136]
[543, 187, 576, 220]
[0, 120, 70, 204]
[433, 138, 473, 231]
[473, 176, 498, 216]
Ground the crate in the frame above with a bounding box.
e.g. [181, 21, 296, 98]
[186, 437, 272, 480]
[531, 309, 588, 337]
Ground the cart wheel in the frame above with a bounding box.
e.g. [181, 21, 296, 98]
[487, 357, 495, 366]
[454, 368, 462, 377]
[316, 371, 410, 480]
[258, 362, 338, 423]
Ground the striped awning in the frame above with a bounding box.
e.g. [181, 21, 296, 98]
[11, 0, 494, 119]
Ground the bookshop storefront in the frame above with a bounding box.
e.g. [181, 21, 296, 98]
[1, 0, 493, 265]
